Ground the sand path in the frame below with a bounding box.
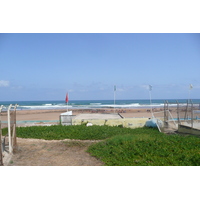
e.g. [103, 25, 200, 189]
[8, 138, 103, 166]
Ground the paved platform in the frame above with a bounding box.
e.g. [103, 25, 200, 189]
[74, 113, 122, 120]
[181, 122, 200, 130]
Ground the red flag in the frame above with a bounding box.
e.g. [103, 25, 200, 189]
[65, 93, 69, 103]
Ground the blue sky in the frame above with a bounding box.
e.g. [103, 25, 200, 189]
[0, 33, 200, 101]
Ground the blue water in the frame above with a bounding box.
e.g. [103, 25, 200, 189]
[0, 99, 200, 111]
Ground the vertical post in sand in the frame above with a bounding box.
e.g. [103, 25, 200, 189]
[0, 105, 3, 165]
[149, 85, 154, 118]
[66, 92, 69, 112]
[8, 104, 12, 154]
[189, 84, 193, 101]
[114, 85, 116, 114]
[0, 130, 3, 166]
[176, 100, 180, 125]
[67, 100, 68, 112]
[191, 99, 194, 128]
[12, 104, 17, 151]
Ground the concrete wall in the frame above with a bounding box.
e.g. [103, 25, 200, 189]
[178, 124, 200, 136]
[60, 115, 74, 125]
[72, 118, 149, 128]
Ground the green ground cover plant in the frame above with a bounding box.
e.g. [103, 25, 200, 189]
[2, 125, 143, 140]
[2, 125, 200, 165]
[87, 130, 200, 166]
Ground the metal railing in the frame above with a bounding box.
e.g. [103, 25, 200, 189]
[161, 100, 200, 132]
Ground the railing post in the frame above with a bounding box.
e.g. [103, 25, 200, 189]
[164, 101, 167, 122]
[0, 105, 3, 165]
[12, 104, 17, 151]
[176, 100, 180, 125]
[191, 100, 194, 128]
[7, 104, 12, 154]
[184, 100, 189, 120]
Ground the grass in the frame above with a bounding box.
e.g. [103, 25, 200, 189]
[2, 124, 142, 140]
[2, 125, 200, 166]
[87, 131, 200, 166]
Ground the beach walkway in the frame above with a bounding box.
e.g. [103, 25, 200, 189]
[74, 113, 122, 120]
[7, 138, 103, 166]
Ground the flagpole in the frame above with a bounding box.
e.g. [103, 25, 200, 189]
[189, 89, 190, 101]
[67, 92, 69, 112]
[189, 84, 193, 101]
[149, 85, 154, 118]
[114, 85, 116, 114]
[66, 92, 69, 112]
[149, 90, 153, 116]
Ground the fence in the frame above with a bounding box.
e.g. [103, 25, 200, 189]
[0, 105, 3, 165]
[0, 104, 17, 166]
[154, 100, 200, 133]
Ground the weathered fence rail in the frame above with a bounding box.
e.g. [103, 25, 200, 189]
[0, 104, 17, 166]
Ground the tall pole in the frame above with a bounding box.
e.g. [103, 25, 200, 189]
[7, 104, 12, 153]
[114, 85, 116, 113]
[67, 92, 68, 112]
[66, 92, 69, 112]
[149, 85, 154, 118]
[13, 104, 17, 150]
[189, 84, 193, 100]
[0, 105, 3, 165]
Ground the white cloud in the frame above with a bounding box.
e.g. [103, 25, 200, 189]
[11, 86, 23, 90]
[0, 80, 10, 87]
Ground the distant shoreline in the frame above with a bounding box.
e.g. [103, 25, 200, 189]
[1, 99, 199, 111]
[13, 107, 165, 124]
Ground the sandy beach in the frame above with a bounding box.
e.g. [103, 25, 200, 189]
[13, 107, 169, 125]
[15, 108, 161, 120]
[0, 106, 182, 129]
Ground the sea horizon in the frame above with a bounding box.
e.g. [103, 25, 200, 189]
[1, 98, 200, 111]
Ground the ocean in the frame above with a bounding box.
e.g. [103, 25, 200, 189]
[1, 99, 200, 111]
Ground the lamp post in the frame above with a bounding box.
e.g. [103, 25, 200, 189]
[189, 84, 193, 100]
[149, 85, 154, 118]
[114, 85, 116, 113]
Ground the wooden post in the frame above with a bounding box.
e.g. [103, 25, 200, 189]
[12, 124, 16, 151]
[0, 131, 3, 166]
[164, 101, 167, 122]
[12, 104, 17, 151]
[0, 105, 3, 165]
[184, 100, 189, 120]
[176, 100, 180, 125]
[191, 100, 194, 128]
[8, 104, 12, 154]
[114, 85, 116, 114]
